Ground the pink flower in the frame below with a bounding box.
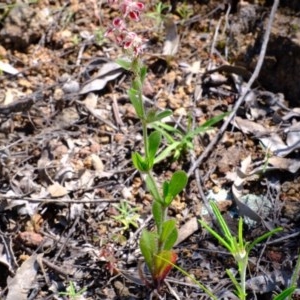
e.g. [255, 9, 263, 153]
[122, 31, 144, 54]
[119, 0, 145, 21]
[105, 0, 146, 56]
[104, 17, 126, 37]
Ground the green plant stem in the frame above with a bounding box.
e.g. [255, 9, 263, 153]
[238, 260, 247, 300]
[146, 170, 166, 234]
[142, 120, 149, 160]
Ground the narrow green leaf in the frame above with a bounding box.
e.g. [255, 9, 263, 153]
[155, 253, 217, 299]
[226, 269, 244, 297]
[152, 121, 181, 135]
[160, 219, 178, 250]
[154, 109, 173, 122]
[248, 227, 282, 252]
[116, 58, 132, 70]
[151, 123, 176, 143]
[162, 181, 169, 199]
[152, 201, 163, 232]
[185, 112, 230, 139]
[132, 78, 142, 91]
[274, 286, 296, 300]
[154, 142, 181, 164]
[168, 170, 188, 198]
[132, 152, 149, 172]
[210, 201, 233, 241]
[145, 175, 163, 203]
[148, 131, 161, 166]
[198, 219, 232, 252]
[140, 230, 158, 274]
[146, 109, 157, 123]
[140, 66, 147, 83]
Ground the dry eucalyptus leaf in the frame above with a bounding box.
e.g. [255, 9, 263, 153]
[48, 181, 68, 197]
[232, 117, 269, 135]
[232, 156, 261, 222]
[6, 254, 42, 300]
[80, 61, 123, 94]
[268, 156, 300, 173]
[90, 154, 104, 172]
[83, 93, 98, 110]
[259, 133, 286, 155]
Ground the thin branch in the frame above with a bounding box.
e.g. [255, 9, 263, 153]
[188, 0, 280, 176]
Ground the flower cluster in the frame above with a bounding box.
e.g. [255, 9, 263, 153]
[105, 0, 145, 56]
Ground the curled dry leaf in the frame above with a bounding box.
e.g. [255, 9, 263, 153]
[47, 181, 68, 197]
[80, 61, 123, 94]
[231, 155, 261, 222]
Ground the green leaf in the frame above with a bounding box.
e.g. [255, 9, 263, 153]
[132, 152, 149, 172]
[198, 218, 232, 253]
[146, 109, 157, 123]
[248, 227, 282, 253]
[210, 201, 233, 241]
[140, 65, 147, 83]
[160, 219, 178, 250]
[154, 109, 173, 122]
[152, 200, 163, 232]
[116, 58, 132, 70]
[132, 78, 142, 91]
[154, 142, 181, 164]
[155, 253, 217, 299]
[128, 88, 143, 119]
[140, 230, 158, 274]
[162, 181, 169, 198]
[168, 170, 188, 198]
[226, 269, 244, 297]
[148, 131, 161, 166]
[186, 112, 230, 139]
[273, 286, 296, 300]
[153, 250, 177, 283]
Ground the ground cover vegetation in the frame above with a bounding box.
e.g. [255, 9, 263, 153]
[0, 0, 300, 299]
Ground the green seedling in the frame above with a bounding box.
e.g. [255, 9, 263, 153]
[152, 112, 229, 162]
[59, 281, 86, 300]
[94, 28, 107, 46]
[112, 200, 140, 231]
[199, 201, 282, 300]
[176, 1, 193, 22]
[146, 2, 171, 29]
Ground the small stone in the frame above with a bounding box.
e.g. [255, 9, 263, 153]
[62, 80, 80, 93]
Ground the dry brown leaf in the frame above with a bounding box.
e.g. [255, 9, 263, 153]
[90, 154, 104, 172]
[48, 181, 68, 197]
[6, 254, 42, 300]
